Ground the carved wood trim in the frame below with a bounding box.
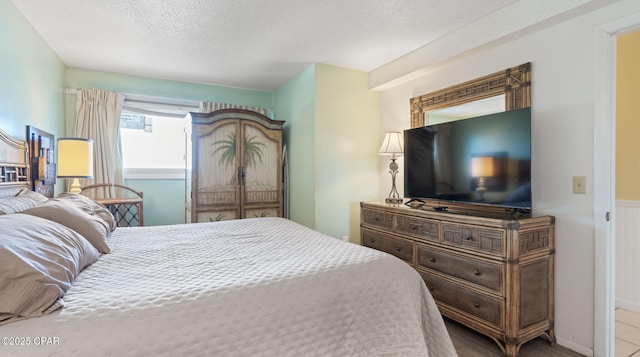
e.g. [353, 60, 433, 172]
[27, 126, 56, 198]
[0, 128, 31, 197]
[410, 63, 531, 128]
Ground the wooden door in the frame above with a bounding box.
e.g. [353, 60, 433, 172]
[193, 119, 242, 222]
[184, 122, 193, 222]
[239, 121, 282, 218]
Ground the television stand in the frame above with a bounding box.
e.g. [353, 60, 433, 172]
[360, 201, 555, 357]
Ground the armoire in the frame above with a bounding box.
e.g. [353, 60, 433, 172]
[185, 109, 285, 223]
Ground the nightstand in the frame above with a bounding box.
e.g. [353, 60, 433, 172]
[81, 184, 144, 227]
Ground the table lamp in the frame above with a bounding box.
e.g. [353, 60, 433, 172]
[57, 138, 94, 194]
[379, 132, 404, 204]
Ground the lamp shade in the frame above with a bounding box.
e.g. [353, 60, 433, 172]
[471, 156, 494, 178]
[379, 132, 404, 155]
[57, 138, 94, 178]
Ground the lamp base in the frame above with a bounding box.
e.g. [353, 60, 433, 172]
[385, 197, 403, 205]
[69, 178, 82, 194]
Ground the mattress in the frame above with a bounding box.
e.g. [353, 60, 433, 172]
[0, 217, 456, 356]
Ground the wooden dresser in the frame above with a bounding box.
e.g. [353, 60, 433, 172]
[360, 202, 555, 357]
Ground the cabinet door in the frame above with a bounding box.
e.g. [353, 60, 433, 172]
[185, 122, 193, 222]
[239, 121, 282, 218]
[193, 119, 241, 221]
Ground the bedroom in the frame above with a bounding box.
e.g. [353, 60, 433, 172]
[1, 0, 640, 356]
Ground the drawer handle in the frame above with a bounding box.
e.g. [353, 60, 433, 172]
[395, 246, 402, 252]
[429, 286, 436, 292]
[473, 302, 481, 308]
[473, 270, 480, 276]
[464, 236, 473, 241]
[369, 239, 375, 244]
[429, 257, 436, 263]
[410, 224, 419, 230]
[373, 217, 380, 222]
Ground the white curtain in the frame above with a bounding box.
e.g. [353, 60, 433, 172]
[74, 88, 125, 199]
[199, 101, 269, 116]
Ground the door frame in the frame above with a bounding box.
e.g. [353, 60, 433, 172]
[594, 11, 640, 357]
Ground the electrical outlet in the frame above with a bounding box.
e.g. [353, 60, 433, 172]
[573, 176, 587, 194]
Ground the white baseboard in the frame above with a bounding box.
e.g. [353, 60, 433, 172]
[616, 298, 640, 314]
[556, 336, 593, 357]
[616, 200, 640, 314]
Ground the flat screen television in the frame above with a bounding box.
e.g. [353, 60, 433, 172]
[404, 107, 531, 213]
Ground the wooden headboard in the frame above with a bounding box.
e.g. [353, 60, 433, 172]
[0, 128, 30, 198]
[27, 126, 56, 197]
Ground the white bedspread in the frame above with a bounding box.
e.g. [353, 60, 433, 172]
[0, 217, 456, 356]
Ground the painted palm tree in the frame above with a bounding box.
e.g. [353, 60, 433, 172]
[243, 135, 266, 168]
[211, 132, 266, 184]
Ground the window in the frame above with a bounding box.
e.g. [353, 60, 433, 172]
[118, 94, 199, 179]
[120, 113, 186, 178]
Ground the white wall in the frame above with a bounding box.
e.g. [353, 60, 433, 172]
[616, 200, 640, 313]
[377, 0, 640, 354]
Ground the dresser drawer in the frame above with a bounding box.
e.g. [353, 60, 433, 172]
[361, 209, 394, 231]
[420, 271, 503, 329]
[361, 228, 413, 263]
[396, 215, 439, 242]
[417, 245, 502, 292]
[441, 223, 505, 256]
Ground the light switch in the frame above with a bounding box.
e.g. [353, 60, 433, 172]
[573, 176, 587, 194]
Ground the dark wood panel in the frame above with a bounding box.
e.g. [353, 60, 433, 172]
[417, 244, 502, 292]
[519, 260, 550, 328]
[362, 208, 394, 230]
[420, 270, 503, 328]
[27, 126, 56, 198]
[396, 214, 439, 242]
[442, 223, 505, 256]
[361, 227, 413, 263]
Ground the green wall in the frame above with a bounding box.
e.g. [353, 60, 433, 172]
[64, 68, 275, 225]
[276, 64, 380, 240]
[124, 179, 185, 226]
[0, 1, 66, 140]
[0, 1, 66, 193]
[275, 65, 317, 228]
[65, 68, 274, 136]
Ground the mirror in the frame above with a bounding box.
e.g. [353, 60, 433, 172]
[410, 63, 531, 128]
[425, 95, 505, 125]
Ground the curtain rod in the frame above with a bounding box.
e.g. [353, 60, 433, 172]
[65, 87, 200, 108]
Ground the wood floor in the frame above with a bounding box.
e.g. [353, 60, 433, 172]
[447, 308, 640, 356]
[615, 308, 640, 357]
[446, 318, 583, 357]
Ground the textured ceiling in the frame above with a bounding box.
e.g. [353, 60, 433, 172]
[11, 0, 615, 91]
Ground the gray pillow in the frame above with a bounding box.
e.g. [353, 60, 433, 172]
[0, 214, 100, 324]
[22, 199, 114, 254]
[0, 189, 48, 215]
[56, 193, 117, 232]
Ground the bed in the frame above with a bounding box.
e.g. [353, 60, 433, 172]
[0, 128, 457, 356]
